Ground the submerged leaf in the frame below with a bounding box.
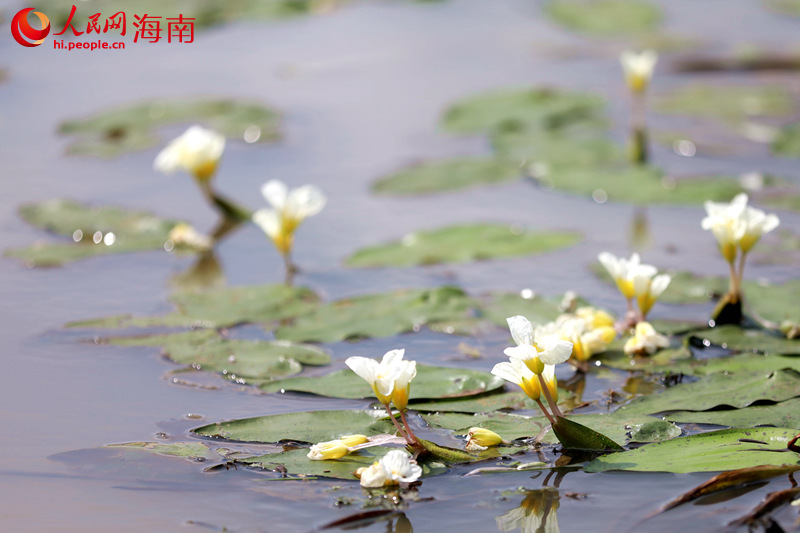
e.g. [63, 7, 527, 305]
[260, 365, 504, 400]
[585, 427, 800, 473]
[108, 441, 217, 460]
[654, 84, 794, 124]
[345, 224, 581, 268]
[691, 326, 800, 355]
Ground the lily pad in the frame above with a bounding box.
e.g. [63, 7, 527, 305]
[690, 326, 800, 355]
[596, 346, 694, 372]
[585, 427, 800, 473]
[59, 98, 281, 158]
[345, 224, 582, 268]
[544, 0, 662, 36]
[441, 87, 605, 136]
[618, 369, 800, 416]
[492, 129, 622, 168]
[409, 391, 539, 413]
[193, 410, 395, 444]
[108, 330, 330, 385]
[260, 364, 504, 400]
[765, 0, 800, 16]
[68, 284, 318, 329]
[4, 199, 181, 267]
[552, 416, 623, 451]
[628, 419, 682, 443]
[745, 279, 800, 328]
[371, 158, 521, 195]
[273, 287, 476, 342]
[479, 292, 567, 328]
[654, 84, 794, 124]
[667, 397, 800, 430]
[672, 352, 800, 376]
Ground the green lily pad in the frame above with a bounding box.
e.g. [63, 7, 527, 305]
[4, 200, 182, 267]
[193, 410, 395, 444]
[765, 0, 800, 16]
[345, 224, 582, 268]
[108, 441, 217, 460]
[409, 391, 538, 413]
[273, 287, 476, 342]
[585, 427, 800, 473]
[59, 98, 281, 158]
[441, 87, 606, 136]
[492, 129, 622, 168]
[260, 364, 504, 400]
[745, 279, 800, 328]
[596, 347, 694, 372]
[654, 84, 794, 124]
[371, 158, 521, 196]
[690, 326, 800, 355]
[544, 0, 662, 36]
[544, 166, 745, 206]
[618, 369, 800, 416]
[672, 352, 800, 376]
[667, 397, 800, 430]
[236, 446, 447, 480]
[771, 122, 800, 156]
[479, 292, 567, 328]
[68, 284, 318, 329]
[108, 330, 330, 385]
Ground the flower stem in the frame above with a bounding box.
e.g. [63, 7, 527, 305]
[737, 252, 748, 296]
[537, 374, 563, 419]
[398, 409, 420, 446]
[535, 398, 556, 426]
[727, 259, 740, 302]
[384, 404, 410, 441]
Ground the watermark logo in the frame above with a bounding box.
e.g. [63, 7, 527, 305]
[10, 7, 51, 47]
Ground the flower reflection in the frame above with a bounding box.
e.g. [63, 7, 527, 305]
[496, 488, 560, 533]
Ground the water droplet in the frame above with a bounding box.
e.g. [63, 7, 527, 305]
[595, 360, 602, 367]
[702, 339, 711, 347]
[72, 229, 83, 242]
[103, 232, 116, 246]
[155, 432, 168, 439]
[672, 139, 696, 157]
[227, 355, 236, 363]
[520, 288, 535, 299]
[184, 413, 203, 420]
[243, 125, 261, 143]
[92, 231, 103, 244]
[164, 240, 175, 252]
[592, 189, 608, 204]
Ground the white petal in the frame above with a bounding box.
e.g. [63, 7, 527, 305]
[286, 185, 327, 220]
[345, 356, 378, 385]
[252, 208, 282, 241]
[491, 362, 523, 386]
[507, 315, 534, 346]
[380, 349, 405, 368]
[359, 463, 387, 488]
[537, 339, 573, 365]
[503, 344, 539, 362]
[650, 274, 671, 298]
[261, 180, 288, 209]
[598, 252, 621, 279]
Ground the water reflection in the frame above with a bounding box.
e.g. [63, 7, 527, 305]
[496, 488, 560, 533]
[168, 215, 243, 291]
[629, 206, 651, 252]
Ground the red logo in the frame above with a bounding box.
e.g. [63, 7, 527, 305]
[11, 8, 51, 47]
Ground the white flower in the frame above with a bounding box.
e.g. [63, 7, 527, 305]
[357, 462, 387, 488]
[345, 349, 407, 406]
[552, 316, 616, 363]
[598, 252, 658, 301]
[307, 440, 349, 460]
[166, 223, 213, 251]
[634, 273, 671, 318]
[466, 427, 504, 452]
[252, 179, 326, 255]
[380, 449, 422, 484]
[504, 316, 573, 373]
[491, 358, 542, 401]
[620, 50, 658, 94]
[624, 321, 669, 356]
[154, 125, 225, 182]
[701, 193, 779, 261]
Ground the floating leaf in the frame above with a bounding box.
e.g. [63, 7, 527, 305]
[108, 330, 330, 384]
[671, 352, 800, 376]
[260, 365, 504, 400]
[544, 0, 662, 36]
[345, 224, 581, 268]
[585, 427, 800, 473]
[68, 284, 318, 329]
[479, 292, 568, 328]
[765, 0, 800, 16]
[745, 279, 800, 329]
[4, 200, 181, 267]
[618, 369, 800, 416]
[690, 326, 800, 355]
[274, 287, 476, 342]
[371, 158, 520, 196]
[193, 410, 395, 444]
[492, 129, 622, 168]
[59, 98, 281, 158]
[441, 87, 605, 136]
[654, 84, 794, 124]
[667, 398, 800, 430]
[596, 347, 694, 372]
[108, 441, 217, 460]
[410, 391, 538, 413]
